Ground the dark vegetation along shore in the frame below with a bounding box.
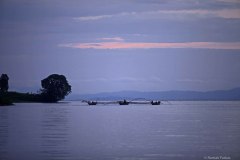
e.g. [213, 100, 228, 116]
[0, 74, 71, 106]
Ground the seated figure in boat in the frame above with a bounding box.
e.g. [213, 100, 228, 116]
[151, 100, 161, 105]
[88, 101, 97, 105]
[119, 99, 129, 105]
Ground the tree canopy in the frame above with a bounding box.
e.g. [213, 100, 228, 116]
[41, 74, 71, 102]
[0, 74, 9, 92]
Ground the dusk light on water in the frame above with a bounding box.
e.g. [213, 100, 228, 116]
[1, 0, 240, 160]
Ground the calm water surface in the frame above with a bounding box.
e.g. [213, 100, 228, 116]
[0, 101, 240, 160]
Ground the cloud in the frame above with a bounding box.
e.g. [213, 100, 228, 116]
[155, 9, 240, 19]
[73, 14, 113, 21]
[213, 9, 240, 19]
[176, 79, 207, 83]
[73, 9, 240, 21]
[78, 78, 109, 82]
[97, 37, 124, 42]
[215, 0, 240, 3]
[73, 77, 164, 83]
[73, 12, 136, 21]
[59, 41, 240, 50]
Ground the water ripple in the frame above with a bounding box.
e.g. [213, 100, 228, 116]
[40, 107, 72, 160]
[0, 108, 9, 160]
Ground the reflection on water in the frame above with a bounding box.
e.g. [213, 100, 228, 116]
[41, 106, 72, 160]
[0, 107, 8, 160]
[0, 101, 240, 160]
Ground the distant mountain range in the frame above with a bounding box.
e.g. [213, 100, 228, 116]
[66, 87, 240, 101]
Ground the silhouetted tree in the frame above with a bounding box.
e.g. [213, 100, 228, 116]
[40, 74, 71, 102]
[0, 74, 9, 92]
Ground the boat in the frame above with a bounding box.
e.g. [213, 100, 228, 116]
[118, 100, 129, 105]
[87, 101, 97, 105]
[151, 101, 161, 105]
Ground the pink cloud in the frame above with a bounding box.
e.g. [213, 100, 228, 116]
[97, 37, 124, 41]
[59, 42, 240, 50]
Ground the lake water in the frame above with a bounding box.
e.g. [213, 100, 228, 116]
[0, 101, 240, 160]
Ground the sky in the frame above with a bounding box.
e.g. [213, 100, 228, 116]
[1, 0, 240, 94]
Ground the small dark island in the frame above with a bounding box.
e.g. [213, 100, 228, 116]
[0, 73, 71, 106]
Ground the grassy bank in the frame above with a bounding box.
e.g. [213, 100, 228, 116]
[0, 95, 13, 106]
[0, 92, 43, 106]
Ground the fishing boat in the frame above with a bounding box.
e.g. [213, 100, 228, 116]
[87, 101, 97, 105]
[118, 100, 129, 105]
[151, 101, 161, 105]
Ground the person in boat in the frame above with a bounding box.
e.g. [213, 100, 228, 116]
[119, 99, 129, 105]
[88, 101, 97, 105]
[151, 100, 160, 105]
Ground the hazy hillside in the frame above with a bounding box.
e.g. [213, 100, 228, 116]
[66, 87, 240, 101]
